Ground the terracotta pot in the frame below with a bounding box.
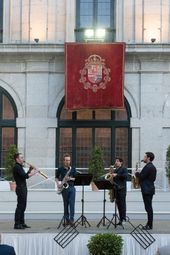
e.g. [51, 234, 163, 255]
[91, 182, 99, 191]
[9, 181, 16, 191]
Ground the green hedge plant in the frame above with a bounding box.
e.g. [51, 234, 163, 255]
[88, 146, 104, 181]
[87, 233, 123, 255]
[5, 144, 18, 181]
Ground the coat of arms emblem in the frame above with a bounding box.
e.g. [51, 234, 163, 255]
[79, 54, 111, 93]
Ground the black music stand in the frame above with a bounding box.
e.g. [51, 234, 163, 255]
[94, 179, 116, 228]
[74, 173, 93, 227]
[106, 185, 124, 229]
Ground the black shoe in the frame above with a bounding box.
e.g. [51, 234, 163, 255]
[14, 224, 25, 230]
[70, 221, 75, 226]
[63, 221, 70, 227]
[142, 225, 152, 230]
[22, 224, 31, 228]
[116, 221, 122, 226]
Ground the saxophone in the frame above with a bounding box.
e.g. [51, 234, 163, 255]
[132, 162, 140, 189]
[57, 167, 71, 194]
[105, 165, 115, 184]
[105, 165, 115, 202]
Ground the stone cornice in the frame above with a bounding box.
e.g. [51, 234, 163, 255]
[0, 44, 65, 54]
[0, 43, 170, 55]
[126, 43, 170, 54]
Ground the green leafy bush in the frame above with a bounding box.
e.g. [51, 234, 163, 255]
[5, 144, 18, 181]
[88, 146, 104, 181]
[87, 233, 123, 255]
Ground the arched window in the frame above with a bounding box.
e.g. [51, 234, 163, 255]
[0, 87, 17, 167]
[56, 98, 131, 169]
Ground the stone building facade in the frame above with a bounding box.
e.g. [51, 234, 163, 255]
[0, 0, 170, 184]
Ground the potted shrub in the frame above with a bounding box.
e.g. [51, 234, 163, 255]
[88, 146, 105, 191]
[87, 233, 123, 255]
[4, 144, 18, 191]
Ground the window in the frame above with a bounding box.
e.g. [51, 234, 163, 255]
[56, 98, 131, 170]
[0, 88, 17, 169]
[75, 0, 115, 42]
[0, 0, 3, 43]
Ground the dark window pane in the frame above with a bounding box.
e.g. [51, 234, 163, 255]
[59, 128, 72, 166]
[80, 2, 93, 15]
[80, 1, 93, 27]
[77, 109, 93, 120]
[98, 1, 111, 27]
[2, 94, 15, 119]
[76, 128, 92, 168]
[97, 16, 110, 27]
[98, 2, 110, 15]
[95, 128, 111, 167]
[1, 128, 15, 167]
[2, 128, 15, 150]
[80, 16, 93, 27]
[60, 106, 72, 120]
[95, 109, 111, 120]
[115, 109, 128, 120]
[115, 128, 128, 166]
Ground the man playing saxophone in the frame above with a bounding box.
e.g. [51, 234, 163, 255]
[111, 157, 128, 226]
[55, 153, 77, 226]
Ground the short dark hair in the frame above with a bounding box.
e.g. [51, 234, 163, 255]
[63, 153, 71, 160]
[14, 153, 22, 161]
[145, 152, 155, 161]
[115, 157, 124, 163]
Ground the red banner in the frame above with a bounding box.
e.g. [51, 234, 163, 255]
[65, 43, 125, 110]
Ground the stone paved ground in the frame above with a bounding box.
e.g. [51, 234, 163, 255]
[0, 218, 170, 234]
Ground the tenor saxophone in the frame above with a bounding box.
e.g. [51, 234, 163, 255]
[105, 165, 115, 202]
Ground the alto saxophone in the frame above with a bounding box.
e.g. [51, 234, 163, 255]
[57, 167, 71, 194]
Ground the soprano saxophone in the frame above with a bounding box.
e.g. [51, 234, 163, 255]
[132, 162, 140, 189]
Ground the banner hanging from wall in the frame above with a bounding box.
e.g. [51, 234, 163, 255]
[65, 43, 125, 110]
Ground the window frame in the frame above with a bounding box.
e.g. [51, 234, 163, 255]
[75, 0, 116, 42]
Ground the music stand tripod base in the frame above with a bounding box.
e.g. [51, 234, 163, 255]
[94, 179, 115, 228]
[74, 173, 93, 228]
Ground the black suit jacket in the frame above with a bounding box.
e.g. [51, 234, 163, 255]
[114, 167, 128, 191]
[139, 162, 157, 195]
[0, 245, 16, 255]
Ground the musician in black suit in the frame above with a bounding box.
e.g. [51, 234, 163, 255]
[13, 153, 38, 229]
[112, 157, 128, 225]
[0, 244, 16, 255]
[55, 154, 76, 226]
[137, 152, 157, 230]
